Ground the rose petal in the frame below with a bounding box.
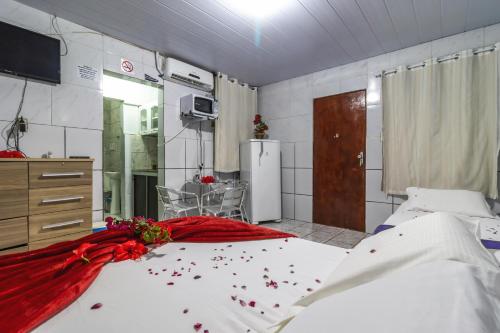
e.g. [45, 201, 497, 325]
[90, 303, 102, 310]
[231, 295, 237, 301]
[249, 301, 256, 307]
[194, 275, 202, 280]
[307, 288, 313, 292]
[370, 249, 376, 254]
[180, 247, 186, 250]
[167, 282, 174, 285]
[239, 300, 247, 307]
[315, 279, 321, 283]
[194, 323, 202, 331]
[273, 303, 280, 308]
[183, 308, 189, 314]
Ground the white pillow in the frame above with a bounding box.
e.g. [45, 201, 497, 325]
[405, 187, 494, 218]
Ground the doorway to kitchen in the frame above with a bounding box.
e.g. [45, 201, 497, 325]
[102, 71, 163, 221]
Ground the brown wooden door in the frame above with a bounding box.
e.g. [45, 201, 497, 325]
[313, 90, 366, 231]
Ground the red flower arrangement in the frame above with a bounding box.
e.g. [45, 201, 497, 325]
[201, 175, 215, 184]
[105, 216, 172, 245]
[253, 114, 268, 139]
[114, 240, 148, 262]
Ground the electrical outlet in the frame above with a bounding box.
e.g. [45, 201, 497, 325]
[18, 117, 28, 133]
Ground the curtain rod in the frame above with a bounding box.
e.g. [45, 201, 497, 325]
[376, 44, 497, 77]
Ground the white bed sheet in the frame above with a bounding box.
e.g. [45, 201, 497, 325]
[35, 238, 348, 333]
[385, 201, 500, 259]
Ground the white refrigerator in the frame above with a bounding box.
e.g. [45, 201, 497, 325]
[240, 139, 281, 224]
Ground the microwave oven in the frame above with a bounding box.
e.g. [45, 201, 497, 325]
[180, 94, 218, 120]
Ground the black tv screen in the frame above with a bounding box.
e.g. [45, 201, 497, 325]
[0, 21, 60, 84]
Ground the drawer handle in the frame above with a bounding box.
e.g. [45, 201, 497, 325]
[41, 196, 84, 204]
[41, 172, 85, 178]
[42, 219, 84, 230]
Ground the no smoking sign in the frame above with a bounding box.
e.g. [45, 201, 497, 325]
[120, 58, 134, 74]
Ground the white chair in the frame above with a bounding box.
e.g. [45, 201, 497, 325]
[156, 186, 200, 219]
[201, 182, 248, 221]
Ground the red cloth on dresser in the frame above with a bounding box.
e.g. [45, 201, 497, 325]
[0, 216, 294, 333]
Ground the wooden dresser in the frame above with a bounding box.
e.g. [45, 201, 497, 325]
[0, 158, 93, 254]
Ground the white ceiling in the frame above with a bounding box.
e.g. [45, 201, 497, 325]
[16, 0, 500, 86]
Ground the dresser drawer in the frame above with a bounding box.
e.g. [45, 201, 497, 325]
[29, 161, 92, 188]
[0, 217, 28, 250]
[29, 209, 92, 242]
[29, 230, 92, 251]
[0, 245, 28, 256]
[29, 185, 92, 215]
[0, 162, 28, 190]
[0, 189, 28, 219]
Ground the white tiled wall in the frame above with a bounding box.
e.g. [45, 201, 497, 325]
[161, 80, 215, 208]
[0, 0, 168, 222]
[260, 22, 500, 232]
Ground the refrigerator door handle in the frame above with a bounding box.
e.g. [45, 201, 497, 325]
[259, 141, 264, 166]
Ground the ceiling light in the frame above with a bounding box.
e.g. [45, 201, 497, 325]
[220, 0, 291, 19]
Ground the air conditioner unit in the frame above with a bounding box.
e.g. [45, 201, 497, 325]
[165, 58, 214, 92]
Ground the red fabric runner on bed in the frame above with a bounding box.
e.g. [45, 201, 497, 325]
[0, 216, 294, 333]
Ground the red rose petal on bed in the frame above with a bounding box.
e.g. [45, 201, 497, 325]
[285, 239, 288, 242]
[370, 249, 376, 254]
[155, 272, 158, 275]
[282, 280, 289, 284]
[307, 288, 313, 292]
[180, 247, 186, 250]
[177, 258, 182, 261]
[191, 262, 196, 266]
[273, 303, 280, 308]
[264, 267, 269, 272]
[194, 275, 202, 280]
[183, 308, 189, 314]
[399, 233, 403, 237]
[227, 244, 232, 247]
[263, 274, 269, 279]
[241, 285, 247, 290]
[249, 301, 256, 307]
[90, 303, 102, 310]
[194, 323, 202, 331]
[148, 268, 152, 271]
[290, 270, 295, 274]
[262, 249, 267, 252]
[279, 247, 283, 249]
[315, 279, 321, 283]
[289, 264, 294, 267]
[204, 330, 209, 333]
[239, 300, 247, 307]
[162, 268, 167, 271]
[167, 282, 174, 285]
[233, 272, 237, 276]
[231, 295, 237, 301]
[293, 282, 298, 286]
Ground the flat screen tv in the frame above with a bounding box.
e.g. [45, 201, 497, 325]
[0, 20, 60, 84]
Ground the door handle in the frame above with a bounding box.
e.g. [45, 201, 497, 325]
[357, 152, 364, 166]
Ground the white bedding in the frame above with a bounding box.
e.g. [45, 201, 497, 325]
[281, 260, 500, 333]
[386, 201, 500, 242]
[35, 238, 348, 333]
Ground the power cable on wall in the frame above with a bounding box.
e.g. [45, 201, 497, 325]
[51, 15, 68, 56]
[1, 77, 28, 153]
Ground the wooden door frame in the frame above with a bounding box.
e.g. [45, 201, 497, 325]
[312, 89, 367, 230]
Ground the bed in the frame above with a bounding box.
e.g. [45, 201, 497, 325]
[3, 200, 500, 333]
[34, 237, 348, 333]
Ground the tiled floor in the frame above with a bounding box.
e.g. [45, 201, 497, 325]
[261, 219, 368, 249]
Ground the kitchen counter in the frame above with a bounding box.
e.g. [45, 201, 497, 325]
[132, 169, 158, 177]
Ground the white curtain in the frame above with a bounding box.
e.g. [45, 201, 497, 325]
[214, 73, 257, 172]
[383, 47, 498, 198]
